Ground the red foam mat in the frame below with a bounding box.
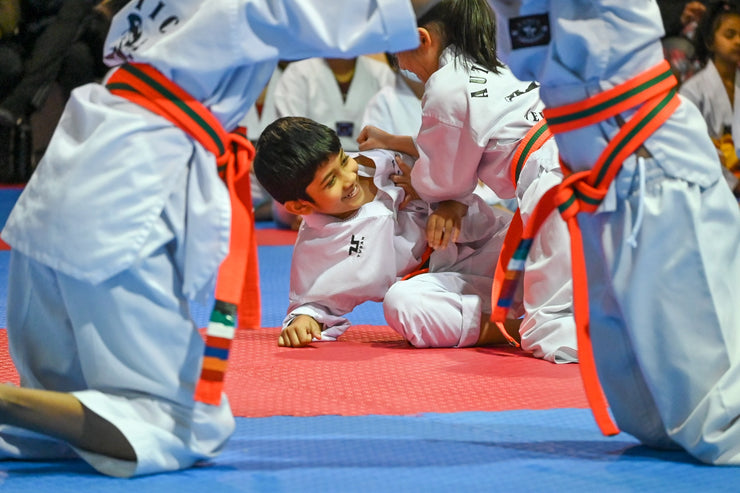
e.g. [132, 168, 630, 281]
[0, 326, 589, 417]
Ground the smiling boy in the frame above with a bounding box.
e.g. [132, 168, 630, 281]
[254, 116, 520, 349]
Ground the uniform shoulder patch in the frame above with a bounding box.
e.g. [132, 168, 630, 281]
[509, 13, 551, 50]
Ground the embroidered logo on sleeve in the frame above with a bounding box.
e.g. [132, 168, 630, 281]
[106, 1, 181, 63]
[509, 13, 551, 50]
[505, 81, 539, 102]
[348, 234, 365, 256]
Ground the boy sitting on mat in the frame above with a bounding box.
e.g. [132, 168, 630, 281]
[254, 116, 523, 349]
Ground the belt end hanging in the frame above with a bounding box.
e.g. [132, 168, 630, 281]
[194, 300, 237, 405]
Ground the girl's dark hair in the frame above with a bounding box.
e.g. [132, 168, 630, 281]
[417, 0, 503, 73]
[253, 117, 341, 204]
[694, 0, 740, 65]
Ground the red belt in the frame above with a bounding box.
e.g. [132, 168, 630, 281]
[491, 61, 680, 435]
[107, 63, 260, 405]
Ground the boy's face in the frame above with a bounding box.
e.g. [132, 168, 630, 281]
[300, 150, 372, 219]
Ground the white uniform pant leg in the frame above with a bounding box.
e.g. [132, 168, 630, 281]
[4, 216, 235, 477]
[490, 0, 740, 463]
[581, 161, 740, 463]
[516, 145, 578, 363]
[0, 250, 87, 461]
[383, 272, 492, 348]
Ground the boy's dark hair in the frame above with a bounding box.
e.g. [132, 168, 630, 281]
[418, 0, 503, 74]
[694, 0, 740, 65]
[253, 117, 341, 204]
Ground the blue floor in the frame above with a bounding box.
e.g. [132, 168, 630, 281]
[2, 410, 737, 493]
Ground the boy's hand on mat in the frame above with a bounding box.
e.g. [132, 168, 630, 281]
[427, 200, 467, 250]
[279, 315, 323, 347]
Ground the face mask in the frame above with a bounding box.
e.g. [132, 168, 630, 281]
[400, 69, 423, 84]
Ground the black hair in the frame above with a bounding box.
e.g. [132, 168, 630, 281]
[253, 117, 341, 204]
[417, 0, 503, 73]
[694, 0, 740, 65]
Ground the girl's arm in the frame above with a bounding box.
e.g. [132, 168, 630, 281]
[357, 125, 419, 158]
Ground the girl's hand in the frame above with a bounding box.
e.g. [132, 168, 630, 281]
[357, 126, 419, 157]
[390, 154, 420, 209]
[426, 200, 468, 250]
[357, 125, 392, 151]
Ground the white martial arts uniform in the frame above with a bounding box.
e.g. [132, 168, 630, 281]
[489, 0, 740, 464]
[274, 56, 396, 151]
[240, 66, 283, 209]
[241, 66, 283, 141]
[411, 47, 577, 363]
[361, 73, 423, 135]
[680, 60, 740, 143]
[680, 60, 740, 191]
[0, 0, 419, 477]
[286, 149, 511, 348]
[362, 70, 514, 209]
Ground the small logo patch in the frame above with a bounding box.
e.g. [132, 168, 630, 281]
[509, 13, 551, 50]
[348, 234, 365, 256]
[336, 121, 354, 137]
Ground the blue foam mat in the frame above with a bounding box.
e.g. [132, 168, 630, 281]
[189, 245, 385, 329]
[1, 409, 737, 492]
[1, 246, 385, 330]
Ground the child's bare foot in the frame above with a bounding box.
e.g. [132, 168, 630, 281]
[477, 315, 521, 347]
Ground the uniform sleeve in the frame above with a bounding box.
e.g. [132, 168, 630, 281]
[284, 211, 401, 339]
[411, 114, 484, 204]
[361, 89, 395, 132]
[106, 0, 420, 73]
[284, 262, 358, 340]
[286, 242, 369, 326]
[284, 304, 352, 341]
[678, 77, 704, 113]
[245, 0, 420, 61]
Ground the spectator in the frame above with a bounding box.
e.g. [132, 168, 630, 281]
[0, 0, 122, 182]
[239, 62, 288, 221]
[274, 56, 396, 152]
[680, 0, 740, 196]
[657, 1, 708, 83]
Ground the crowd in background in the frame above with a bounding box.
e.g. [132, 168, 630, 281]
[0, 0, 127, 182]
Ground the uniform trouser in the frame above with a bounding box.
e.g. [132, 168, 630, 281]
[488, 0, 740, 464]
[583, 157, 740, 463]
[383, 271, 493, 348]
[1, 205, 235, 477]
[517, 141, 578, 363]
